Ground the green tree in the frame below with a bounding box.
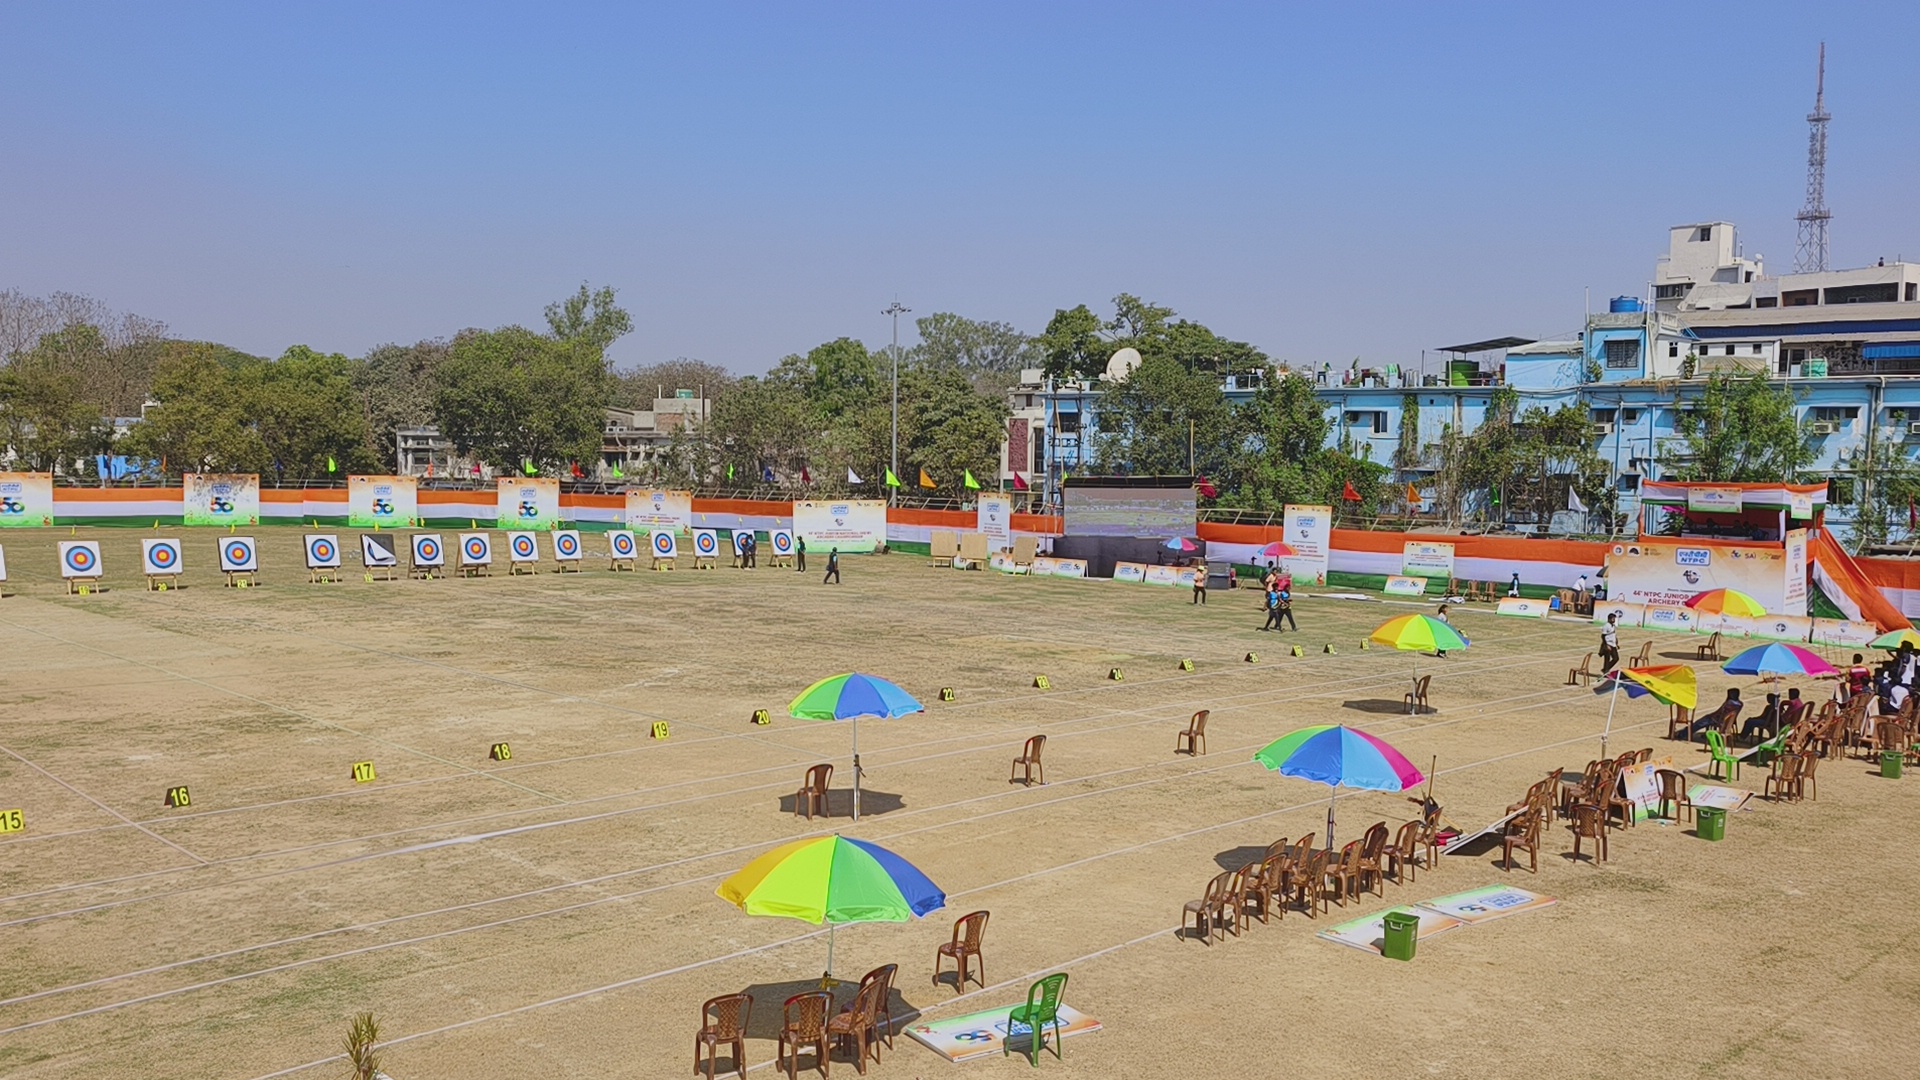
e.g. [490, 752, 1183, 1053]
[0, 359, 112, 472]
[608, 358, 735, 410]
[432, 326, 607, 472]
[1092, 353, 1239, 477]
[1845, 426, 1920, 551]
[544, 283, 634, 359]
[253, 346, 375, 480]
[1670, 374, 1814, 482]
[910, 313, 1037, 394]
[699, 374, 818, 482]
[1038, 304, 1107, 379]
[899, 366, 1010, 492]
[356, 338, 451, 469]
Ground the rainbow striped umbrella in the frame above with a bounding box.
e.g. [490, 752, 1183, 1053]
[790, 673, 924, 821]
[1253, 725, 1425, 849]
[1684, 588, 1767, 617]
[719, 835, 945, 982]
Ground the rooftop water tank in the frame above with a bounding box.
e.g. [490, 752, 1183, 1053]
[1608, 296, 1644, 314]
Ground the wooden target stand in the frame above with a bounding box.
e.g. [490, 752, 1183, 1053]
[309, 566, 340, 584]
[408, 563, 442, 581]
[609, 553, 637, 572]
[768, 552, 793, 568]
[66, 575, 102, 596]
[457, 560, 490, 579]
[147, 574, 181, 592]
[509, 560, 538, 576]
[223, 570, 258, 589]
[693, 553, 717, 570]
[649, 553, 676, 572]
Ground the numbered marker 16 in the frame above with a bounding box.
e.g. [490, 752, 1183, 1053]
[650, 721, 670, 740]
[164, 786, 191, 808]
[351, 761, 377, 783]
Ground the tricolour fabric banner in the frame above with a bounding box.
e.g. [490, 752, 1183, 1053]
[183, 473, 259, 526]
[1281, 504, 1332, 585]
[498, 478, 561, 530]
[0, 473, 55, 527]
[977, 495, 1013, 552]
[795, 499, 884, 553]
[348, 476, 417, 528]
[624, 489, 693, 531]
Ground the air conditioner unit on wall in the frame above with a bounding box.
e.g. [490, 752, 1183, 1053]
[1808, 421, 1837, 435]
[1906, 421, 1920, 437]
[1593, 422, 1614, 436]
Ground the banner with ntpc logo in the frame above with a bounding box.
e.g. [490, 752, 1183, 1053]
[794, 500, 884, 553]
[0, 473, 55, 527]
[183, 474, 260, 526]
[623, 489, 693, 531]
[497, 478, 561, 530]
[348, 476, 418, 528]
[1604, 539, 1802, 615]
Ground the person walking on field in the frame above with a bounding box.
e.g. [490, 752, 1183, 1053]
[1599, 612, 1621, 673]
[795, 534, 807, 573]
[1191, 559, 1207, 605]
[1274, 584, 1296, 631]
[822, 547, 840, 584]
[1434, 603, 1452, 657]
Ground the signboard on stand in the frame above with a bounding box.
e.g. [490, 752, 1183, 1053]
[1402, 541, 1455, 579]
[1280, 504, 1332, 585]
[0, 473, 54, 527]
[977, 494, 1012, 551]
[623, 489, 692, 531]
[794, 499, 883, 553]
[1604, 540, 1788, 611]
[348, 476, 417, 528]
[1782, 529, 1808, 615]
[183, 473, 259, 526]
[497, 478, 561, 530]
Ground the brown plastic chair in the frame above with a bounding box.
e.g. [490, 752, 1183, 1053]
[1667, 705, 1694, 742]
[1183, 870, 1233, 944]
[1385, 819, 1426, 884]
[1403, 675, 1432, 715]
[795, 764, 832, 820]
[1009, 735, 1046, 786]
[934, 911, 988, 994]
[1567, 654, 1598, 686]
[778, 991, 832, 1079]
[1293, 847, 1331, 917]
[1695, 632, 1724, 661]
[1500, 809, 1541, 873]
[696, 992, 752, 1080]
[1653, 768, 1693, 824]
[1356, 822, 1390, 898]
[1798, 748, 1818, 800]
[1765, 753, 1804, 802]
[826, 972, 884, 1075]
[1568, 802, 1608, 865]
[1175, 710, 1209, 755]
[1250, 853, 1286, 923]
[1631, 641, 1652, 667]
[1324, 840, 1365, 907]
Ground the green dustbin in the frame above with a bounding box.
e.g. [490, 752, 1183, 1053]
[1381, 910, 1419, 961]
[1696, 806, 1726, 841]
[1882, 750, 1904, 779]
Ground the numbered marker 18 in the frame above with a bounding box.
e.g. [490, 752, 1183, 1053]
[489, 742, 513, 761]
[164, 785, 191, 808]
[0, 808, 22, 833]
[351, 761, 377, 783]
[938, 687, 956, 702]
[650, 721, 671, 740]
[1033, 675, 1051, 690]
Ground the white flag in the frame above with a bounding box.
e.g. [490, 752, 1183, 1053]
[847, 468, 864, 484]
[1568, 487, 1586, 513]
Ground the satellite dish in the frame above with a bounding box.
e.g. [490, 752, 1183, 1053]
[1105, 347, 1143, 382]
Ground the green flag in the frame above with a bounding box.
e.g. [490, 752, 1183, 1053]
[884, 468, 901, 488]
[523, 460, 538, 477]
[727, 463, 735, 482]
[963, 470, 980, 491]
[611, 463, 624, 479]
[326, 455, 337, 474]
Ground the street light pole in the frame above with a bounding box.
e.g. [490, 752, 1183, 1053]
[883, 300, 909, 501]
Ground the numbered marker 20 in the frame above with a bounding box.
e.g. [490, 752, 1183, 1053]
[351, 761, 377, 783]
[750, 709, 771, 726]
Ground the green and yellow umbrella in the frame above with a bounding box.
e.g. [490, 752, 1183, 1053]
[719, 834, 945, 984]
[1596, 664, 1698, 757]
[1869, 628, 1920, 651]
[1370, 614, 1469, 714]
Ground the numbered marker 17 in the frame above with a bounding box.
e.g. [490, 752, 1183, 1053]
[351, 761, 377, 783]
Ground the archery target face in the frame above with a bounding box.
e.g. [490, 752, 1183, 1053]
[771, 529, 794, 555]
[553, 530, 582, 560]
[142, 538, 184, 575]
[459, 532, 493, 565]
[508, 531, 539, 562]
[693, 530, 718, 556]
[219, 536, 259, 572]
[361, 534, 398, 567]
[609, 530, 638, 558]
[306, 535, 342, 569]
[412, 534, 445, 567]
[650, 530, 676, 558]
[731, 531, 750, 555]
[59, 540, 102, 578]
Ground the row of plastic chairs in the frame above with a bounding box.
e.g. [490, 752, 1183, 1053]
[1183, 815, 1441, 945]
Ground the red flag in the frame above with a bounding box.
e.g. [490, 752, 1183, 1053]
[801, 466, 812, 484]
[1012, 472, 1029, 491]
[426, 461, 434, 478]
[1342, 481, 1362, 502]
[570, 461, 585, 479]
[471, 461, 482, 476]
[1196, 476, 1219, 499]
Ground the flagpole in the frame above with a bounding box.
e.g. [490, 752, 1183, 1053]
[1600, 669, 1622, 758]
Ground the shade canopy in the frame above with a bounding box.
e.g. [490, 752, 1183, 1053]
[1257, 541, 1298, 559]
[1163, 536, 1197, 552]
[1599, 664, 1699, 710]
[717, 835, 946, 926]
[1253, 725, 1425, 792]
[1369, 613, 1470, 654]
[1721, 643, 1838, 679]
[1868, 628, 1920, 651]
[1684, 589, 1768, 617]
[789, 673, 924, 721]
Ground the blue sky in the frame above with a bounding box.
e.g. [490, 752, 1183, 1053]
[3, 2, 1916, 373]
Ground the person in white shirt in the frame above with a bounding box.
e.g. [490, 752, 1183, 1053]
[1599, 613, 1620, 673]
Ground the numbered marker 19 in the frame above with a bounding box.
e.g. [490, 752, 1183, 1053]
[164, 785, 191, 808]
[489, 743, 513, 761]
[0, 808, 22, 833]
[351, 761, 377, 783]
[650, 721, 670, 740]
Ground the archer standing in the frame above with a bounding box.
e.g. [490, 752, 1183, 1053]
[822, 547, 840, 584]
[794, 534, 807, 573]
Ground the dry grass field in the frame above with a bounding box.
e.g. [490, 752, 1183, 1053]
[1, 527, 1917, 1080]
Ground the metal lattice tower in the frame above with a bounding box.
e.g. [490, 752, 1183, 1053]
[1794, 42, 1831, 273]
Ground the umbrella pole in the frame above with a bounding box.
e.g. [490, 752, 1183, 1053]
[851, 718, 862, 823]
[1600, 670, 1622, 759]
[821, 923, 838, 989]
[1325, 785, 1337, 853]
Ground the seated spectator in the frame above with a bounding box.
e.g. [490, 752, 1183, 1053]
[1739, 692, 1781, 745]
[1687, 688, 1743, 740]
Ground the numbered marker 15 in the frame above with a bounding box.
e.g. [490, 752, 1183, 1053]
[650, 721, 671, 740]
[351, 761, 377, 783]
[0, 809, 22, 833]
[489, 742, 513, 761]
[164, 786, 191, 808]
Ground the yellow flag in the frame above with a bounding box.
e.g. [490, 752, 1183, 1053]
[919, 468, 936, 489]
[1406, 483, 1421, 505]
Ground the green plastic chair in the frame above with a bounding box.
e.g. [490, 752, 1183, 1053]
[1004, 972, 1068, 1067]
[1752, 725, 1794, 763]
[1704, 730, 1740, 781]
